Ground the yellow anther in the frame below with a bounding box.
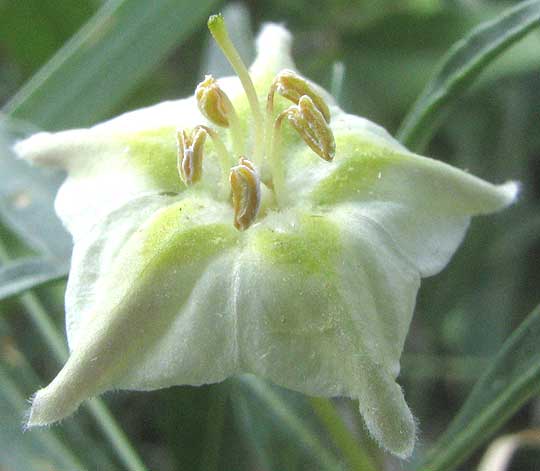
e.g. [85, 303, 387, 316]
[195, 75, 235, 128]
[268, 69, 331, 123]
[229, 158, 261, 231]
[282, 95, 335, 161]
[176, 126, 208, 185]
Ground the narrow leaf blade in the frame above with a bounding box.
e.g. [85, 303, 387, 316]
[0, 257, 68, 301]
[0, 122, 72, 259]
[418, 303, 540, 471]
[236, 375, 345, 470]
[397, 0, 540, 151]
[3, 0, 220, 130]
[0, 366, 86, 471]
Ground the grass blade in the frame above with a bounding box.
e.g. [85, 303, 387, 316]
[0, 365, 86, 471]
[237, 375, 344, 470]
[0, 257, 68, 301]
[198, 387, 227, 471]
[0, 123, 72, 259]
[0, 315, 117, 470]
[3, 0, 219, 130]
[230, 389, 276, 470]
[309, 397, 377, 471]
[417, 303, 540, 471]
[397, 0, 540, 151]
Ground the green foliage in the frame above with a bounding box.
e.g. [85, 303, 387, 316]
[3, 0, 220, 130]
[397, 0, 540, 151]
[0, 256, 68, 301]
[418, 303, 540, 471]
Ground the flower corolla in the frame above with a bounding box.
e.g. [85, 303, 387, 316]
[14, 16, 518, 458]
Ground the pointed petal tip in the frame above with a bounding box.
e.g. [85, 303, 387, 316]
[256, 22, 292, 52]
[25, 386, 80, 429]
[500, 180, 520, 206]
[13, 129, 93, 167]
[482, 180, 520, 214]
[390, 421, 417, 460]
[355, 367, 417, 459]
[13, 132, 51, 163]
[373, 410, 417, 460]
[250, 23, 295, 80]
[13, 131, 70, 167]
[26, 389, 59, 428]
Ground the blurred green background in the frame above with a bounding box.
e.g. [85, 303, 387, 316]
[1, 0, 539, 470]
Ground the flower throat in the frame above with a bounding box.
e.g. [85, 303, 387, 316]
[176, 14, 335, 231]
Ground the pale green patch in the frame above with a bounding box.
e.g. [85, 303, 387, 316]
[312, 136, 403, 206]
[140, 197, 239, 266]
[123, 127, 183, 191]
[252, 214, 339, 275]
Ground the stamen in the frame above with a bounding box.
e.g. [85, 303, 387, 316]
[177, 126, 232, 196]
[230, 157, 261, 231]
[198, 125, 234, 197]
[176, 127, 207, 185]
[196, 75, 233, 127]
[287, 95, 335, 161]
[267, 69, 331, 123]
[266, 70, 331, 160]
[267, 112, 288, 208]
[268, 95, 335, 207]
[208, 14, 264, 164]
[195, 75, 243, 156]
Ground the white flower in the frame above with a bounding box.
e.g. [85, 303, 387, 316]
[14, 16, 517, 458]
